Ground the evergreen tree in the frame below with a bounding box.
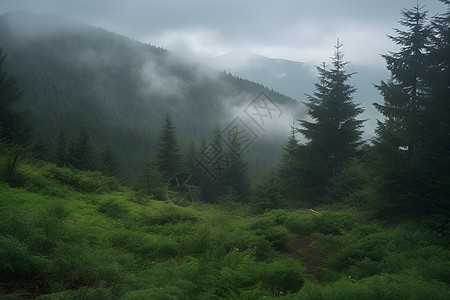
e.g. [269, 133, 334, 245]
[55, 128, 67, 167]
[199, 127, 226, 202]
[374, 3, 432, 154]
[278, 121, 300, 202]
[297, 41, 364, 201]
[184, 139, 198, 175]
[70, 127, 96, 171]
[0, 48, 29, 143]
[223, 130, 250, 202]
[157, 112, 182, 178]
[422, 0, 450, 211]
[134, 153, 165, 199]
[100, 139, 120, 177]
[369, 3, 441, 214]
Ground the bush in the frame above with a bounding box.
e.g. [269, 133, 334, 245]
[47, 166, 121, 193]
[98, 198, 129, 219]
[0, 235, 50, 277]
[137, 206, 198, 226]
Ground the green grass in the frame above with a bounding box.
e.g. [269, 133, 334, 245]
[0, 160, 448, 299]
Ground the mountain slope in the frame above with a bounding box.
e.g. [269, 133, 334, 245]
[211, 51, 316, 100]
[211, 51, 385, 139]
[0, 12, 302, 177]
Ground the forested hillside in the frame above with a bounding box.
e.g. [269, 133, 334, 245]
[0, 2, 449, 299]
[0, 12, 300, 178]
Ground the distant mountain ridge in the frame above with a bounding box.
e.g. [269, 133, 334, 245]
[211, 51, 386, 139]
[211, 51, 316, 100]
[0, 11, 301, 177]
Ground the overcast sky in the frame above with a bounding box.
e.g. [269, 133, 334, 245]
[0, 0, 446, 65]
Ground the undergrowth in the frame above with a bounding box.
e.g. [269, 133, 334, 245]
[0, 160, 448, 299]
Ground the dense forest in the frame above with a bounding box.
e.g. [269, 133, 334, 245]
[0, 11, 300, 180]
[0, 2, 449, 299]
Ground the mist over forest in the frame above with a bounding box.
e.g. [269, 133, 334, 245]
[0, 1, 449, 299]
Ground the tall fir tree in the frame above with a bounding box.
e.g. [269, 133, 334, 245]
[135, 153, 165, 200]
[370, 3, 441, 214]
[374, 3, 432, 155]
[423, 0, 450, 211]
[223, 130, 250, 202]
[297, 41, 364, 202]
[0, 48, 29, 143]
[100, 139, 120, 177]
[157, 112, 182, 178]
[55, 128, 67, 167]
[70, 126, 96, 171]
[278, 121, 300, 202]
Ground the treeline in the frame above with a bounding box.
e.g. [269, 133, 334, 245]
[1, 3, 449, 223]
[277, 2, 450, 219]
[0, 12, 297, 178]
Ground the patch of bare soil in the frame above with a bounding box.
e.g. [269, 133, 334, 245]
[283, 236, 329, 282]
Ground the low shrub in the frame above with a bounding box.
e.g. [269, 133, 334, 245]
[98, 198, 129, 219]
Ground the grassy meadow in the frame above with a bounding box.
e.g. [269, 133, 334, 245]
[0, 159, 449, 299]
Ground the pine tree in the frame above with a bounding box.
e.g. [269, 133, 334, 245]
[100, 139, 120, 177]
[0, 48, 29, 143]
[423, 1, 450, 211]
[370, 4, 437, 213]
[71, 127, 96, 171]
[157, 112, 182, 178]
[223, 130, 250, 202]
[185, 139, 198, 175]
[300, 41, 364, 174]
[297, 41, 364, 201]
[278, 121, 300, 201]
[135, 153, 165, 199]
[55, 128, 67, 167]
[374, 3, 432, 154]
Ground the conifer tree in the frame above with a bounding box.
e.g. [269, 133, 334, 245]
[278, 122, 300, 201]
[100, 139, 120, 177]
[135, 153, 165, 199]
[374, 3, 431, 154]
[0, 48, 29, 143]
[55, 128, 67, 167]
[71, 127, 96, 171]
[157, 112, 182, 178]
[296, 41, 364, 201]
[370, 3, 437, 213]
[223, 130, 250, 202]
[300, 41, 364, 174]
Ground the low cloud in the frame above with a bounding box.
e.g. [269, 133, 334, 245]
[140, 59, 185, 98]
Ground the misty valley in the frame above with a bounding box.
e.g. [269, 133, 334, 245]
[0, 3, 449, 300]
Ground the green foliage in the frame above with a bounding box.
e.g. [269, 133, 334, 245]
[157, 113, 183, 178]
[370, 2, 450, 215]
[98, 198, 130, 219]
[0, 47, 29, 144]
[294, 42, 364, 202]
[47, 165, 121, 193]
[134, 153, 166, 200]
[1, 141, 449, 299]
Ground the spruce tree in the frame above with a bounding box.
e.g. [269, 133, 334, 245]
[100, 139, 120, 177]
[71, 127, 96, 171]
[278, 121, 300, 201]
[423, 1, 450, 211]
[223, 130, 250, 202]
[55, 128, 67, 167]
[297, 41, 364, 201]
[370, 3, 437, 213]
[135, 153, 165, 199]
[374, 3, 431, 154]
[0, 48, 29, 143]
[157, 112, 182, 178]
